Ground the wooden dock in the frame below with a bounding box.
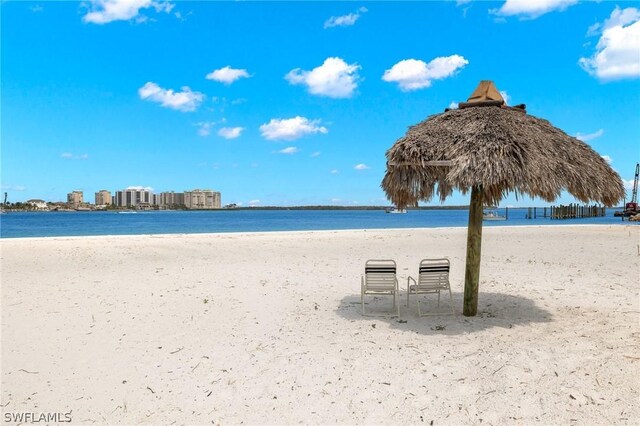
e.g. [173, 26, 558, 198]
[519, 204, 606, 219]
[548, 204, 606, 220]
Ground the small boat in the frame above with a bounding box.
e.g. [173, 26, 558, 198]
[118, 210, 138, 214]
[385, 207, 407, 214]
[483, 207, 506, 221]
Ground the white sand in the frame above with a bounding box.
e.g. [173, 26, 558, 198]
[1, 225, 639, 425]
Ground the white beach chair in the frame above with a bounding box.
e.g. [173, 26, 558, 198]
[361, 259, 400, 316]
[407, 258, 455, 316]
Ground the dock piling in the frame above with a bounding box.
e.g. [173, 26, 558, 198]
[549, 203, 605, 220]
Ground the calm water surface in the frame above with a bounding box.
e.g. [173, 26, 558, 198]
[0, 209, 631, 239]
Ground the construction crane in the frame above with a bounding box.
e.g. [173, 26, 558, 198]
[625, 162, 639, 214]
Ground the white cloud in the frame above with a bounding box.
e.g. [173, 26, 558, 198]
[354, 163, 370, 170]
[206, 66, 251, 84]
[138, 82, 204, 112]
[82, 0, 174, 24]
[575, 129, 604, 142]
[285, 57, 360, 98]
[491, 0, 578, 19]
[218, 127, 244, 139]
[587, 22, 602, 38]
[260, 116, 328, 141]
[278, 147, 299, 155]
[455, 0, 473, 18]
[196, 121, 216, 136]
[601, 155, 613, 164]
[173, 9, 192, 21]
[324, 6, 367, 29]
[248, 199, 260, 206]
[499, 90, 511, 105]
[579, 7, 640, 81]
[30, 5, 43, 12]
[330, 169, 339, 174]
[448, 101, 459, 110]
[61, 152, 89, 160]
[126, 185, 154, 191]
[623, 179, 635, 190]
[382, 55, 468, 91]
[310, 152, 321, 157]
[330, 198, 342, 203]
[1, 184, 27, 192]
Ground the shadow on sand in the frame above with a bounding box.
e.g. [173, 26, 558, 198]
[336, 291, 552, 336]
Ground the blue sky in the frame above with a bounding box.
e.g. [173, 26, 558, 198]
[2, 0, 639, 207]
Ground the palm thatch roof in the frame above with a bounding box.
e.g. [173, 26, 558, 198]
[382, 83, 625, 208]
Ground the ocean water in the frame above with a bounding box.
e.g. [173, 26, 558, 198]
[0, 208, 632, 239]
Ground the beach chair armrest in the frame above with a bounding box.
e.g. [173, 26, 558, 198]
[407, 276, 416, 291]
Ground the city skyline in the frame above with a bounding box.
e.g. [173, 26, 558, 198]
[5, 186, 222, 210]
[2, 1, 639, 207]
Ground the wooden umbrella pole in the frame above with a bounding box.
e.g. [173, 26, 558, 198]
[463, 185, 483, 316]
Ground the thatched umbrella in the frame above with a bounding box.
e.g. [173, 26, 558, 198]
[382, 81, 625, 316]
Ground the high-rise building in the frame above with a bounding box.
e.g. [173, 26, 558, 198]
[184, 189, 221, 209]
[114, 188, 152, 207]
[159, 191, 185, 207]
[95, 190, 112, 206]
[67, 191, 83, 209]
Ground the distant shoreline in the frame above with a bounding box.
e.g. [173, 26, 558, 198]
[1, 205, 625, 213]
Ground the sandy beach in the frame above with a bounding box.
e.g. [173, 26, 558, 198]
[1, 225, 639, 425]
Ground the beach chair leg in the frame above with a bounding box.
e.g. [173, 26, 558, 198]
[437, 290, 441, 307]
[396, 292, 400, 317]
[393, 291, 396, 312]
[448, 287, 455, 316]
[406, 279, 409, 307]
[361, 277, 365, 316]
